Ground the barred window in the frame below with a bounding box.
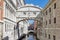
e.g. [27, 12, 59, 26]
[54, 3, 56, 9]
[49, 8, 51, 12]
[53, 35, 56, 40]
[48, 34, 50, 39]
[54, 17, 56, 23]
[46, 11, 47, 15]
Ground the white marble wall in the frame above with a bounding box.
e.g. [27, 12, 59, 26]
[0, 23, 3, 40]
[3, 1, 16, 40]
[18, 20, 29, 36]
[23, 21, 29, 34]
[4, 2, 16, 22]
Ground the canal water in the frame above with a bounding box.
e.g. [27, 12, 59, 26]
[27, 34, 36, 40]
[22, 34, 36, 40]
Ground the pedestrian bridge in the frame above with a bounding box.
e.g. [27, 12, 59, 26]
[28, 30, 35, 33]
[28, 30, 36, 36]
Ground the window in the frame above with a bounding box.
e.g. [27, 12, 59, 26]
[49, 19, 51, 24]
[54, 17, 56, 23]
[48, 34, 50, 39]
[49, 8, 51, 12]
[34, 12, 36, 15]
[24, 12, 26, 15]
[54, 3, 56, 9]
[53, 35, 56, 40]
[46, 11, 47, 15]
[46, 21, 47, 25]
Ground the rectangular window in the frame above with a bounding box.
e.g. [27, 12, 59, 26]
[24, 12, 26, 15]
[48, 34, 50, 39]
[49, 8, 51, 12]
[46, 21, 47, 25]
[54, 17, 56, 23]
[34, 12, 36, 15]
[49, 19, 51, 24]
[53, 35, 56, 40]
[54, 3, 56, 9]
[46, 11, 47, 15]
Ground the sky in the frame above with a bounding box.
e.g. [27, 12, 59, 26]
[24, 0, 49, 8]
[24, 0, 49, 24]
[28, 20, 34, 24]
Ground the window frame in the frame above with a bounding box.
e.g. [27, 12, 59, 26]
[49, 8, 51, 12]
[48, 34, 51, 39]
[53, 35, 56, 40]
[54, 17, 56, 23]
[54, 3, 56, 9]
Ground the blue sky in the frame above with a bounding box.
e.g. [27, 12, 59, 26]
[24, 0, 49, 8]
[28, 20, 34, 24]
[24, 0, 49, 24]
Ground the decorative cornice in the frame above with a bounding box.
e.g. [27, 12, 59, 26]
[4, 17, 16, 23]
[0, 20, 3, 23]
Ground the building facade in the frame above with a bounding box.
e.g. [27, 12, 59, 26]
[35, 11, 43, 40]
[42, 0, 60, 40]
[0, 0, 17, 40]
[0, 0, 4, 40]
[16, 0, 25, 9]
